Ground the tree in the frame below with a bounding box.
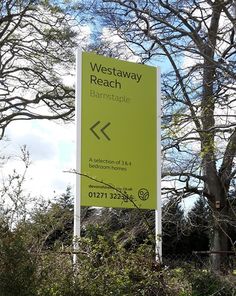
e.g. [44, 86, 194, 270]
[19, 186, 74, 251]
[162, 199, 186, 255]
[0, 222, 37, 296]
[0, 0, 79, 138]
[186, 197, 210, 252]
[0, 145, 32, 229]
[78, 0, 236, 271]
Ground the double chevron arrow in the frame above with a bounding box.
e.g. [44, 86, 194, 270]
[90, 121, 111, 141]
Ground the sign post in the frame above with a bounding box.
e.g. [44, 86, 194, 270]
[75, 51, 161, 260]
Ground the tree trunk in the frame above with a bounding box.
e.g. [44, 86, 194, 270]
[210, 205, 229, 272]
[200, 1, 227, 272]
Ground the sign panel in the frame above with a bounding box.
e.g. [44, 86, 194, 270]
[77, 52, 159, 209]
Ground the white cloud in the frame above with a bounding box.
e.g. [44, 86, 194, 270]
[1, 119, 76, 199]
[101, 27, 141, 62]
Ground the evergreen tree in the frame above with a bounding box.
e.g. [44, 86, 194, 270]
[186, 197, 210, 252]
[162, 199, 186, 255]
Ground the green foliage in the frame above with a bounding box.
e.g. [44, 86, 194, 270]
[0, 176, 234, 295]
[162, 200, 186, 254]
[185, 197, 210, 252]
[0, 223, 37, 296]
[18, 186, 74, 251]
[32, 230, 236, 296]
[36, 253, 82, 296]
[1, 205, 236, 296]
[186, 269, 235, 296]
[34, 233, 187, 296]
[88, 208, 155, 250]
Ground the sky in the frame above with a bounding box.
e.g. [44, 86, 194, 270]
[0, 119, 76, 200]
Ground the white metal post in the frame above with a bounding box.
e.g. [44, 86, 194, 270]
[155, 66, 162, 262]
[73, 49, 82, 264]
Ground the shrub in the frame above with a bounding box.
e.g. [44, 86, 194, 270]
[0, 224, 37, 296]
[186, 269, 235, 296]
[74, 234, 187, 296]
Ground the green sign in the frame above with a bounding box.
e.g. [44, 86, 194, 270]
[78, 52, 159, 209]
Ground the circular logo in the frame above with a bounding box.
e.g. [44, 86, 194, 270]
[138, 188, 150, 201]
